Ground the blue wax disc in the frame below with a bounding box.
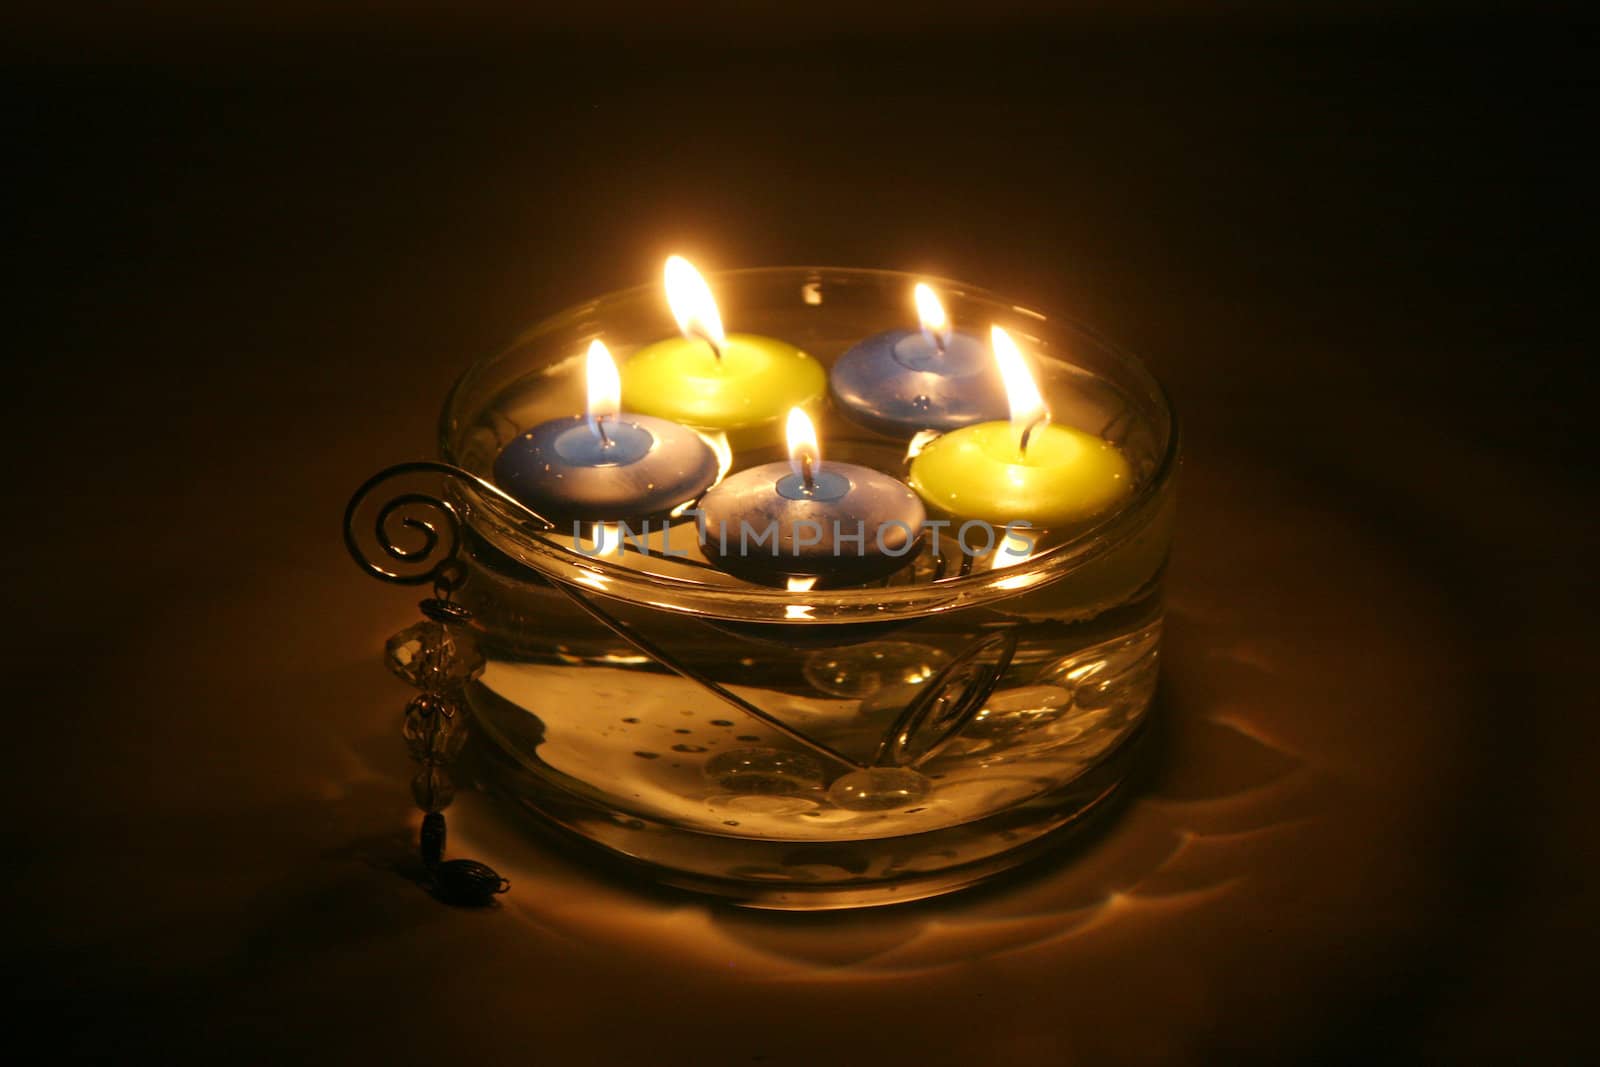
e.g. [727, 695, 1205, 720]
[493, 413, 719, 524]
[698, 460, 926, 585]
[829, 329, 1010, 437]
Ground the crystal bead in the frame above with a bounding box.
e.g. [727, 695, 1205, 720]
[704, 747, 826, 795]
[432, 859, 509, 906]
[827, 767, 931, 811]
[385, 620, 485, 691]
[402, 693, 468, 764]
[420, 812, 447, 868]
[411, 766, 456, 812]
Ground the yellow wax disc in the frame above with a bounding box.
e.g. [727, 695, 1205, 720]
[620, 333, 826, 434]
[908, 421, 1133, 530]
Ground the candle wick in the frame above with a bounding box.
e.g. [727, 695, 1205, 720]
[696, 330, 723, 363]
[1018, 415, 1046, 458]
[800, 452, 816, 492]
[594, 415, 610, 446]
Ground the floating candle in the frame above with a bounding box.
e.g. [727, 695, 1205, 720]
[908, 326, 1132, 530]
[829, 283, 1009, 436]
[493, 340, 719, 524]
[698, 408, 925, 585]
[620, 257, 826, 436]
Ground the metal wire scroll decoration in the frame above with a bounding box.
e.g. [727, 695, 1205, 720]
[344, 460, 555, 587]
[344, 461, 1018, 773]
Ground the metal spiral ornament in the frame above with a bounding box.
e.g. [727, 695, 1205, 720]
[344, 461, 556, 905]
[343, 461, 553, 586]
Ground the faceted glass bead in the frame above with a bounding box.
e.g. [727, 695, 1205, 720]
[385, 620, 485, 691]
[411, 766, 456, 812]
[403, 693, 468, 764]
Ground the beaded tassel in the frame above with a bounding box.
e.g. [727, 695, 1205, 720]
[383, 566, 509, 906]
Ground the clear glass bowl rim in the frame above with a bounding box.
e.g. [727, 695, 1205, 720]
[439, 265, 1180, 624]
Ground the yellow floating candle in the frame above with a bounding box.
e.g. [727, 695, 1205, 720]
[621, 256, 826, 435]
[908, 326, 1132, 530]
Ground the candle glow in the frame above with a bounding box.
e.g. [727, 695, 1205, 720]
[698, 405, 925, 583]
[829, 281, 1008, 435]
[908, 324, 1132, 529]
[786, 406, 821, 486]
[624, 258, 826, 438]
[914, 283, 950, 349]
[492, 336, 720, 523]
[991, 325, 1049, 455]
[664, 255, 727, 358]
[585, 339, 621, 440]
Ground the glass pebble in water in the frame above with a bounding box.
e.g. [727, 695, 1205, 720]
[705, 747, 827, 795]
[803, 642, 949, 698]
[964, 685, 1075, 740]
[827, 767, 932, 811]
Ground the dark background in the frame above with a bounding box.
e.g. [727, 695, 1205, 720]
[3, 3, 1596, 1063]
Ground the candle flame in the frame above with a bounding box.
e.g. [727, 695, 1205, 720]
[704, 430, 733, 485]
[585, 339, 621, 439]
[991, 536, 1033, 572]
[904, 427, 941, 462]
[786, 406, 821, 483]
[991, 325, 1049, 453]
[577, 522, 622, 565]
[914, 283, 950, 347]
[664, 255, 726, 354]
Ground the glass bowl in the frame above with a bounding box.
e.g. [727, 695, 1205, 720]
[441, 267, 1179, 908]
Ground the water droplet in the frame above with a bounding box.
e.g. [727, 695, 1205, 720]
[633, 751, 660, 760]
[710, 720, 734, 727]
[671, 743, 707, 753]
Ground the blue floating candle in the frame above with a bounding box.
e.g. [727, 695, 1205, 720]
[829, 283, 1010, 437]
[697, 408, 925, 586]
[494, 340, 719, 524]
